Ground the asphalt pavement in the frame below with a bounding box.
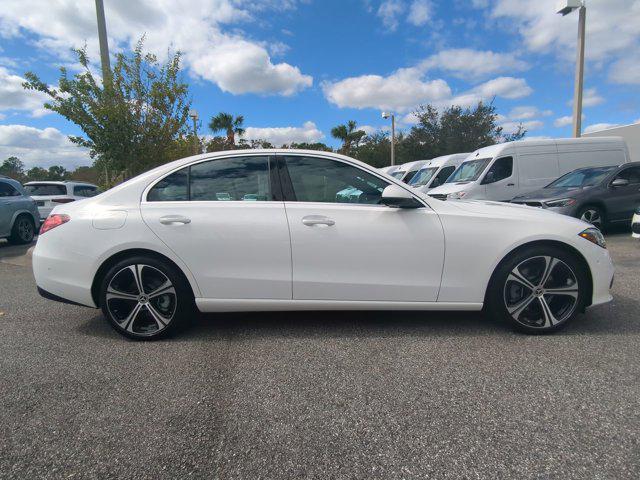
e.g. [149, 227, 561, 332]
[1, 234, 639, 479]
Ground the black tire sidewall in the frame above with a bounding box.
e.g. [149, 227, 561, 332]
[99, 255, 193, 340]
[9, 215, 35, 244]
[488, 245, 589, 334]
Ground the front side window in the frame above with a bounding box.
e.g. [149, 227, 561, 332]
[190, 156, 270, 201]
[615, 166, 640, 185]
[284, 156, 390, 204]
[431, 166, 456, 187]
[446, 158, 492, 183]
[482, 157, 513, 184]
[0, 181, 20, 197]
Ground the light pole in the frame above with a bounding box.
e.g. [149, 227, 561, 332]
[382, 112, 395, 166]
[94, 0, 111, 82]
[189, 109, 199, 154]
[557, 0, 586, 138]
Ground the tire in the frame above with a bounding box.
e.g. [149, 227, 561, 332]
[577, 205, 606, 232]
[8, 214, 35, 245]
[486, 245, 589, 334]
[99, 255, 195, 340]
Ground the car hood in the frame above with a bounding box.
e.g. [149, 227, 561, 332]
[512, 186, 592, 202]
[427, 182, 473, 195]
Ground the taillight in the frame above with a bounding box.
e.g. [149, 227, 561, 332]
[40, 214, 70, 235]
[51, 198, 75, 204]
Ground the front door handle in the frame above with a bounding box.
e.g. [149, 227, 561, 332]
[159, 215, 191, 225]
[507, 183, 515, 186]
[302, 215, 335, 227]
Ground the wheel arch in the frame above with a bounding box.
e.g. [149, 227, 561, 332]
[91, 248, 197, 308]
[10, 210, 38, 229]
[484, 239, 593, 310]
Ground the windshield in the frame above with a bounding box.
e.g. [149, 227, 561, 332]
[24, 184, 66, 196]
[546, 166, 617, 188]
[409, 167, 438, 186]
[390, 171, 405, 179]
[446, 158, 491, 183]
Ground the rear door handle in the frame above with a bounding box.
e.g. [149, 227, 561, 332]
[159, 215, 191, 225]
[302, 215, 335, 227]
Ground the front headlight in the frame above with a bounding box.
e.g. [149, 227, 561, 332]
[447, 191, 467, 199]
[545, 198, 576, 208]
[579, 228, 606, 249]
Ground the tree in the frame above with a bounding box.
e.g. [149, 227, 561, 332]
[47, 166, 69, 181]
[403, 102, 526, 160]
[0, 156, 25, 181]
[208, 113, 245, 148]
[283, 142, 333, 151]
[23, 38, 192, 184]
[237, 138, 275, 149]
[331, 120, 366, 154]
[25, 167, 49, 181]
[69, 165, 100, 184]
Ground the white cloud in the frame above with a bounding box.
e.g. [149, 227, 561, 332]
[469, 77, 533, 100]
[554, 115, 573, 128]
[0, 0, 312, 96]
[243, 121, 323, 146]
[408, 0, 433, 26]
[377, 0, 405, 31]
[500, 120, 544, 133]
[420, 48, 528, 79]
[0, 124, 91, 169]
[582, 88, 605, 107]
[323, 67, 451, 112]
[506, 106, 552, 120]
[584, 123, 620, 134]
[609, 54, 640, 84]
[0, 67, 51, 117]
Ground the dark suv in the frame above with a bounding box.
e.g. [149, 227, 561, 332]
[511, 162, 640, 231]
[0, 176, 40, 244]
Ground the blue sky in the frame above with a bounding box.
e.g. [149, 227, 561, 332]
[0, 0, 639, 168]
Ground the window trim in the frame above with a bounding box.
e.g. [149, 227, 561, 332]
[277, 153, 410, 207]
[143, 154, 280, 203]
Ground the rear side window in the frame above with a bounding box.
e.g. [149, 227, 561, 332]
[482, 157, 513, 184]
[24, 184, 66, 196]
[73, 185, 98, 197]
[147, 168, 189, 201]
[615, 166, 640, 184]
[190, 156, 270, 201]
[0, 181, 21, 197]
[431, 166, 455, 187]
[283, 156, 389, 204]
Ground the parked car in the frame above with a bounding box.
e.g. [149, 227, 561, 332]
[408, 153, 469, 193]
[632, 206, 640, 239]
[511, 162, 640, 231]
[428, 137, 631, 202]
[391, 160, 432, 183]
[33, 150, 614, 340]
[0, 176, 40, 244]
[24, 181, 100, 221]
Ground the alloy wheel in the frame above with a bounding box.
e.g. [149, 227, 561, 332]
[17, 218, 33, 242]
[580, 208, 602, 229]
[503, 255, 579, 329]
[106, 264, 177, 336]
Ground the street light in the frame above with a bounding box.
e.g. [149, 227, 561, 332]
[189, 109, 199, 155]
[557, 0, 586, 138]
[381, 112, 395, 166]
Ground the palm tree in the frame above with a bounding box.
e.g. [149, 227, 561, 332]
[331, 120, 366, 154]
[208, 112, 245, 147]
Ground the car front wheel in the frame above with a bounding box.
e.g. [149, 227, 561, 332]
[99, 256, 194, 340]
[487, 245, 589, 334]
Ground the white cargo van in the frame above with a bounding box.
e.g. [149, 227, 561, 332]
[392, 160, 431, 183]
[407, 153, 469, 193]
[378, 165, 403, 179]
[427, 137, 631, 201]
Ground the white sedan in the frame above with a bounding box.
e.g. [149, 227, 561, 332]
[33, 150, 614, 340]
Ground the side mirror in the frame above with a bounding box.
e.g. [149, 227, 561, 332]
[611, 177, 629, 187]
[482, 171, 496, 184]
[381, 185, 423, 209]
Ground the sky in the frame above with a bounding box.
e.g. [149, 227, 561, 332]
[0, 0, 639, 169]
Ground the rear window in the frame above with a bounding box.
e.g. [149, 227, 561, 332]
[74, 185, 99, 197]
[24, 184, 67, 196]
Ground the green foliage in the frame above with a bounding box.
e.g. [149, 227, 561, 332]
[0, 156, 26, 181]
[209, 112, 245, 148]
[283, 142, 333, 151]
[331, 120, 366, 155]
[25, 167, 49, 181]
[22, 38, 192, 182]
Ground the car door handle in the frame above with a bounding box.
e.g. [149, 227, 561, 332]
[507, 183, 515, 186]
[159, 215, 191, 225]
[302, 215, 335, 226]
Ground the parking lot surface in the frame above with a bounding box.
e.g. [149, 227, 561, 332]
[1, 234, 639, 479]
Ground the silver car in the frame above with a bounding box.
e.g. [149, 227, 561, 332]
[0, 176, 40, 244]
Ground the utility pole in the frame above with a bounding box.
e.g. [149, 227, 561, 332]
[189, 110, 199, 155]
[572, 5, 586, 138]
[382, 112, 396, 166]
[94, 0, 111, 82]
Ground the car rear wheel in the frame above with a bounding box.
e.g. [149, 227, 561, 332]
[8, 215, 35, 245]
[577, 205, 605, 231]
[99, 256, 194, 340]
[487, 245, 589, 334]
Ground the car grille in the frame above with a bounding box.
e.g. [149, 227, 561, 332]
[429, 194, 448, 201]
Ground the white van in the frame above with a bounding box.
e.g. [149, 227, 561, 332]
[392, 160, 431, 183]
[427, 137, 631, 201]
[407, 153, 469, 193]
[378, 165, 403, 179]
